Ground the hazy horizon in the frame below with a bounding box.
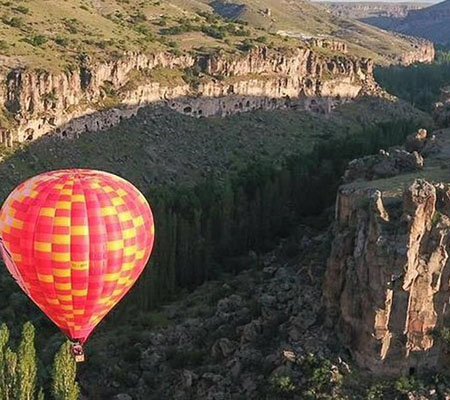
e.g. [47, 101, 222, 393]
[314, 0, 442, 3]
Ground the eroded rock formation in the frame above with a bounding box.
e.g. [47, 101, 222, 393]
[0, 46, 376, 144]
[343, 148, 423, 183]
[324, 128, 450, 375]
[396, 38, 435, 66]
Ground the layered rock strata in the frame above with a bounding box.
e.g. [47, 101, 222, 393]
[0, 47, 375, 144]
[324, 128, 450, 375]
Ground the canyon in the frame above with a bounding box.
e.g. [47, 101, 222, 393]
[0, 0, 448, 397]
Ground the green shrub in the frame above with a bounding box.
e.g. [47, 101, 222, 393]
[166, 348, 206, 369]
[123, 346, 141, 363]
[27, 35, 47, 47]
[2, 16, 24, 28]
[130, 10, 147, 23]
[54, 36, 69, 47]
[366, 384, 385, 400]
[202, 24, 226, 40]
[256, 36, 268, 43]
[269, 374, 296, 393]
[394, 376, 422, 394]
[14, 5, 29, 14]
[183, 65, 202, 89]
[0, 40, 8, 51]
[239, 38, 255, 51]
[135, 23, 153, 38]
[62, 18, 79, 34]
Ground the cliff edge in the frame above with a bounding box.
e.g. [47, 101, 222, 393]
[0, 46, 376, 145]
[324, 127, 450, 375]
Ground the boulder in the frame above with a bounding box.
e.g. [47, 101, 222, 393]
[405, 128, 427, 152]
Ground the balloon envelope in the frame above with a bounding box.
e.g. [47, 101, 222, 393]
[0, 169, 154, 343]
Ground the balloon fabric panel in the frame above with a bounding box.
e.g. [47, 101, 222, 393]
[0, 170, 154, 343]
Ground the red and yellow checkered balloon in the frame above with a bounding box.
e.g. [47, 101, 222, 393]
[0, 169, 155, 343]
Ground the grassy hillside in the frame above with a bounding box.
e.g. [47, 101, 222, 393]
[0, 0, 295, 71]
[207, 0, 426, 63]
[0, 0, 433, 71]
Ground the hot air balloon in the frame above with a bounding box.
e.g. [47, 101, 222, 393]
[0, 169, 155, 361]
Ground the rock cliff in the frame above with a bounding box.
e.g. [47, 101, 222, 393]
[396, 37, 435, 66]
[324, 2, 429, 20]
[324, 128, 450, 375]
[0, 46, 376, 145]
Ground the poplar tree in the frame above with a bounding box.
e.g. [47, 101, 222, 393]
[37, 387, 45, 400]
[51, 341, 79, 400]
[0, 323, 10, 399]
[4, 347, 17, 400]
[17, 322, 37, 400]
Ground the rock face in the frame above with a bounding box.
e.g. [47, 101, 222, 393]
[0, 46, 376, 144]
[325, 2, 428, 20]
[325, 180, 450, 375]
[324, 129, 450, 375]
[396, 37, 435, 66]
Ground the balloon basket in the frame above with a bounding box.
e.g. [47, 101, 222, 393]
[74, 354, 85, 363]
[71, 342, 85, 363]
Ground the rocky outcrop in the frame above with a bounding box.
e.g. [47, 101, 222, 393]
[308, 38, 348, 54]
[395, 36, 435, 66]
[324, 129, 450, 375]
[325, 179, 450, 375]
[343, 148, 423, 183]
[0, 47, 376, 144]
[325, 2, 428, 20]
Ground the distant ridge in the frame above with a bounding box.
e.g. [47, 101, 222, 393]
[394, 0, 450, 43]
[321, 0, 450, 44]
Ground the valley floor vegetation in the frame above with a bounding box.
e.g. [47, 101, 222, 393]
[375, 46, 450, 112]
[0, 96, 430, 398]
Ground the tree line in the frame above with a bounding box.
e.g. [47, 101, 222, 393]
[122, 118, 425, 312]
[375, 46, 450, 111]
[0, 117, 426, 399]
[0, 322, 78, 400]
